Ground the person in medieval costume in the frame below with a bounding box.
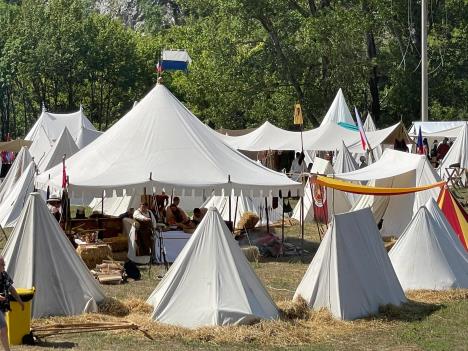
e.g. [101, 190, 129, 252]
[133, 203, 156, 256]
[166, 197, 194, 230]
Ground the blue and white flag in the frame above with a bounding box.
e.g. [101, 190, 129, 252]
[161, 50, 191, 71]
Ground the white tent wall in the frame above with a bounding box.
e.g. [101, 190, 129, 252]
[2, 193, 105, 318]
[35, 84, 301, 198]
[437, 123, 468, 183]
[336, 149, 441, 237]
[0, 147, 32, 204]
[147, 207, 279, 328]
[389, 200, 468, 290]
[294, 207, 406, 320]
[28, 126, 54, 163]
[409, 121, 467, 136]
[0, 162, 35, 229]
[202, 191, 283, 228]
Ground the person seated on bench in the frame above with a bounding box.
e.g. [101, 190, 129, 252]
[166, 197, 195, 229]
[192, 207, 207, 225]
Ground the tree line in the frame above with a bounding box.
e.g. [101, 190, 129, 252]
[0, 0, 466, 140]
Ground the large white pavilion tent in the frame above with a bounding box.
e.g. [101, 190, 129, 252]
[35, 83, 302, 198]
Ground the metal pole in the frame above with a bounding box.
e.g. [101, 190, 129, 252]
[265, 197, 270, 233]
[421, 0, 428, 121]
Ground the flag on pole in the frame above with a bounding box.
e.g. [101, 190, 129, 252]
[294, 103, 303, 125]
[416, 126, 424, 154]
[161, 50, 191, 71]
[156, 61, 163, 74]
[354, 107, 369, 151]
[62, 156, 67, 189]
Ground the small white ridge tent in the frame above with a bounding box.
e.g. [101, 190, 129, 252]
[0, 162, 35, 229]
[35, 83, 301, 198]
[292, 158, 351, 223]
[389, 199, 468, 290]
[147, 207, 279, 327]
[202, 191, 283, 228]
[335, 149, 441, 237]
[409, 121, 467, 137]
[437, 123, 468, 182]
[2, 192, 105, 318]
[37, 128, 79, 173]
[320, 88, 354, 126]
[0, 147, 32, 204]
[294, 207, 406, 320]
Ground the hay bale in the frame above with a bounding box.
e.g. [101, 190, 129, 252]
[241, 245, 259, 262]
[236, 212, 259, 230]
[103, 235, 128, 252]
[98, 297, 130, 317]
[76, 244, 112, 269]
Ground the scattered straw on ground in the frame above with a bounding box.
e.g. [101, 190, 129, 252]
[31, 290, 468, 347]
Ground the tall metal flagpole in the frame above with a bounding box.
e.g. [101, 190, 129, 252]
[421, 0, 428, 121]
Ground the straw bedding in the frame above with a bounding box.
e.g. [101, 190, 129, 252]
[31, 290, 468, 347]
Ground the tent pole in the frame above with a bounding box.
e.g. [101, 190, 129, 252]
[301, 195, 304, 251]
[281, 198, 285, 252]
[233, 196, 239, 233]
[265, 197, 270, 233]
[101, 190, 104, 215]
[228, 191, 232, 232]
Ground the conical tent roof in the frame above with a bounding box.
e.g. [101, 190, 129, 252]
[334, 141, 359, 174]
[438, 123, 468, 175]
[0, 162, 35, 228]
[437, 186, 468, 250]
[36, 84, 301, 198]
[320, 88, 354, 126]
[2, 193, 105, 318]
[147, 207, 279, 328]
[0, 147, 32, 204]
[294, 207, 406, 320]
[389, 199, 468, 290]
[37, 128, 79, 173]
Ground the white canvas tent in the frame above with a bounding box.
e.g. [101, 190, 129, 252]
[292, 158, 351, 223]
[437, 123, 468, 181]
[389, 199, 468, 290]
[409, 121, 467, 137]
[27, 107, 100, 161]
[202, 191, 283, 228]
[294, 207, 406, 320]
[320, 89, 354, 126]
[147, 207, 279, 328]
[334, 141, 359, 174]
[36, 84, 301, 198]
[0, 162, 35, 229]
[2, 192, 105, 318]
[335, 149, 441, 237]
[37, 128, 79, 173]
[0, 147, 32, 204]
[362, 113, 382, 161]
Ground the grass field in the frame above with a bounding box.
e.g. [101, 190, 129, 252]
[8, 192, 468, 351]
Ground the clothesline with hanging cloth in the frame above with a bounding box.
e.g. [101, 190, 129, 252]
[313, 175, 445, 196]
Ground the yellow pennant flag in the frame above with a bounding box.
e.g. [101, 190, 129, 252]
[294, 103, 303, 125]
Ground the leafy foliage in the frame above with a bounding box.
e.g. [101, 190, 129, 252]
[0, 0, 466, 138]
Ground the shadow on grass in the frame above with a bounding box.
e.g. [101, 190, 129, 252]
[34, 340, 77, 349]
[377, 299, 445, 322]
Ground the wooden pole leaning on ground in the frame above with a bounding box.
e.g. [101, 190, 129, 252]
[32, 321, 153, 340]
